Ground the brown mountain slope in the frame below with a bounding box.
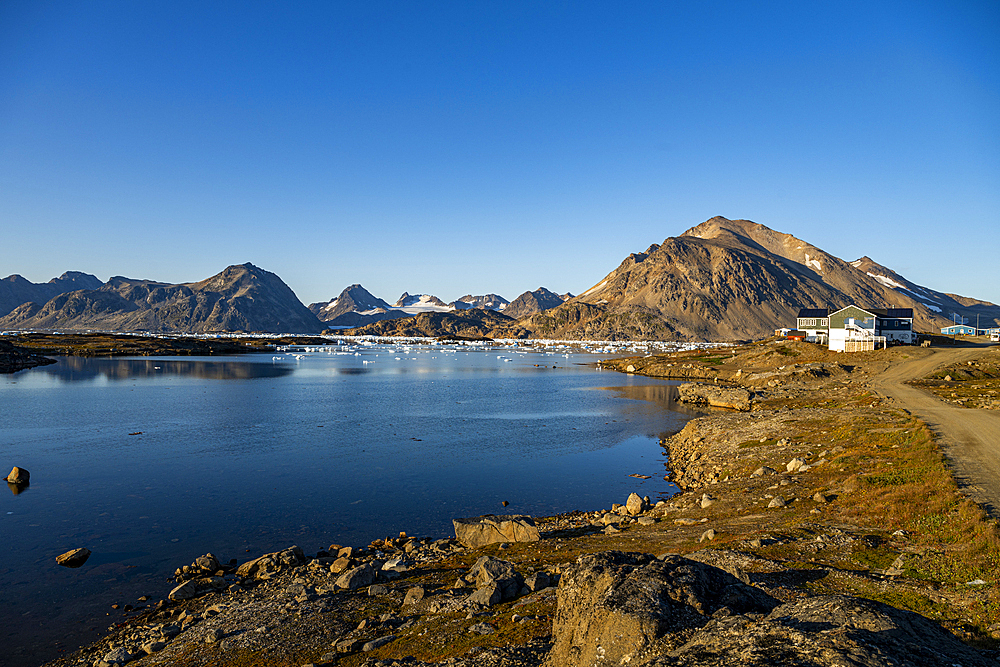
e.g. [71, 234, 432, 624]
[0, 263, 324, 334]
[518, 217, 998, 342]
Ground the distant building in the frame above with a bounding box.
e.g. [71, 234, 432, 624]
[941, 324, 977, 335]
[791, 305, 915, 352]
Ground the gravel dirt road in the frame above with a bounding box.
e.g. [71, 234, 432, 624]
[873, 342, 1000, 514]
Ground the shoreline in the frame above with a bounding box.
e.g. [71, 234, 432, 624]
[31, 338, 1000, 666]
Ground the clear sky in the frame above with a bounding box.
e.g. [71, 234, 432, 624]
[2, 1, 998, 306]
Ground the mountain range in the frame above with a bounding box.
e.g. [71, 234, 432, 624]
[2, 217, 997, 340]
[307, 287, 567, 329]
[0, 263, 324, 334]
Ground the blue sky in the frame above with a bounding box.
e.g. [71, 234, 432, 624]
[2, 1, 998, 306]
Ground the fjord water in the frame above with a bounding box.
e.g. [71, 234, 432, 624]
[0, 345, 691, 665]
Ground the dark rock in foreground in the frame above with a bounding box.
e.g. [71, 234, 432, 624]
[0, 340, 55, 373]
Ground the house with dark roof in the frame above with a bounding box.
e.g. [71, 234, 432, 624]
[795, 308, 830, 344]
[792, 305, 915, 352]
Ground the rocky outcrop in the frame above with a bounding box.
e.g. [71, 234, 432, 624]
[546, 551, 775, 667]
[651, 593, 996, 666]
[547, 551, 992, 667]
[0, 264, 324, 334]
[452, 515, 540, 548]
[0, 340, 55, 374]
[677, 383, 753, 411]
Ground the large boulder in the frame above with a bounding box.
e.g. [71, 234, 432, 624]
[235, 546, 305, 580]
[6, 466, 29, 485]
[336, 562, 376, 590]
[453, 514, 540, 548]
[55, 547, 91, 568]
[472, 556, 524, 601]
[677, 383, 753, 411]
[546, 551, 993, 667]
[545, 551, 776, 667]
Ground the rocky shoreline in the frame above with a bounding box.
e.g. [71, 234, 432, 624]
[36, 338, 1000, 667]
[0, 339, 57, 373]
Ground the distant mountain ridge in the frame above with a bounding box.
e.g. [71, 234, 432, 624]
[451, 294, 509, 311]
[0, 271, 103, 318]
[3, 217, 995, 340]
[504, 287, 568, 319]
[0, 263, 323, 334]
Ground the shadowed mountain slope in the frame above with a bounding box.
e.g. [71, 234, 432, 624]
[0, 271, 103, 318]
[0, 263, 324, 334]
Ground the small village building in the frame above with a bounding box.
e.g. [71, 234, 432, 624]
[941, 324, 976, 336]
[795, 309, 830, 345]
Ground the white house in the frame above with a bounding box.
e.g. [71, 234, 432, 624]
[811, 306, 916, 352]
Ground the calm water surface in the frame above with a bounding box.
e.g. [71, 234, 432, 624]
[0, 344, 693, 665]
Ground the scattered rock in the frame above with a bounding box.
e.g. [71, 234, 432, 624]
[102, 647, 134, 665]
[786, 458, 805, 472]
[468, 622, 495, 635]
[361, 635, 396, 651]
[55, 547, 91, 568]
[141, 641, 165, 655]
[403, 585, 425, 605]
[812, 492, 828, 503]
[625, 492, 651, 515]
[767, 496, 787, 508]
[472, 556, 524, 601]
[751, 466, 776, 477]
[466, 582, 502, 607]
[524, 572, 551, 592]
[5, 466, 29, 485]
[381, 557, 408, 573]
[452, 514, 540, 548]
[335, 563, 376, 590]
[637, 516, 658, 526]
[368, 584, 388, 596]
[699, 528, 716, 542]
[169, 580, 199, 601]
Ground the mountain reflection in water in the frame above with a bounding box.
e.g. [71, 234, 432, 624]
[604, 383, 704, 417]
[40, 357, 294, 382]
